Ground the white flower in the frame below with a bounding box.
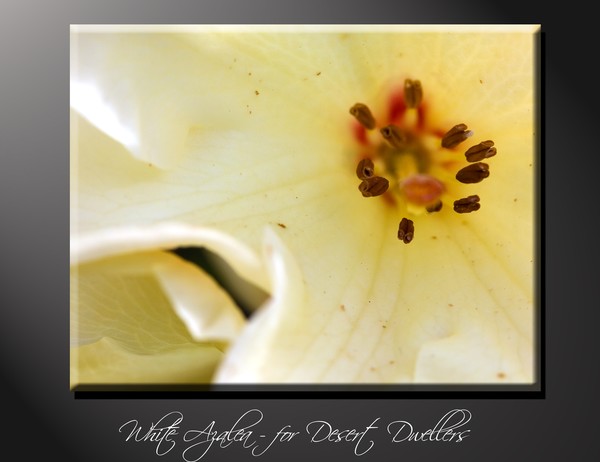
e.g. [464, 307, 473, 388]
[71, 25, 538, 385]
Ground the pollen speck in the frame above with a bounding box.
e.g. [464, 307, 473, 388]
[255, 90, 259, 95]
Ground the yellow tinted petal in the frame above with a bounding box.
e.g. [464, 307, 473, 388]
[71, 338, 222, 386]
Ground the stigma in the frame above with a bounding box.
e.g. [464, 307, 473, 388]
[349, 78, 497, 243]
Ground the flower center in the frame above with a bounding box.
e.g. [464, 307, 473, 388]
[349, 79, 497, 243]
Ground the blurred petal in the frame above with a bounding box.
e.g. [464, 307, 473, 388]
[71, 338, 222, 386]
[71, 222, 269, 292]
[215, 228, 306, 382]
[70, 223, 270, 386]
[70, 31, 249, 169]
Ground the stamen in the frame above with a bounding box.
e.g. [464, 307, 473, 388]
[356, 158, 375, 180]
[397, 218, 415, 243]
[453, 195, 481, 213]
[426, 201, 443, 213]
[404, 79, 423, 108]
[441, 123, 473, 149]
[350, 103, 376, 130]
[456, 162, 490, 184]
[465, 140, 497, 162]
[359, 176, 389, 197]
[348, 81, 493, 239]
[380, 124, 408, 149]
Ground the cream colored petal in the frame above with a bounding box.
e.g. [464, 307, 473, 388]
[207, 27, 536, 382]
[215, 228, 305, 382]
[71, 249, 246, 347]
[154, 253, 247, 342]
[217, 206, 532, 383]
[187, 27, 537, 125]
[70, 224, 270, 385]
[71, 222, 269, 293]
[71, 28, 536, 240]
[70, 31, 250, 169]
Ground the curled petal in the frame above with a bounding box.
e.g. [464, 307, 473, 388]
[71, 222, 270, 293]
[70, 223, 273, 387]
[215, 228, 306, 382]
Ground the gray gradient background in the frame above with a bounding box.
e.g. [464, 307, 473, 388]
[0, 0, 595, 460]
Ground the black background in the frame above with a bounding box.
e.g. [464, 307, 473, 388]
[0, 0, 596, 460]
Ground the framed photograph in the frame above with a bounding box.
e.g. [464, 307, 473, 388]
[70, 25, 540, 392]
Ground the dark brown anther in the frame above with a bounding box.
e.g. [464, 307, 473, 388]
[358, 176, 389, 197]
[441, 123, 474, 149]
[465, 140, 497, 162]
[397, 218, 415, 243]
[356, 158, 375, 180]
[456, 162, 490, 184]
[453, 195, 481, 213]
[380, 124, 407, 149]
[349, 103, 376, 130]
[426, 201, 443, 213]
[404, 79, 423, 108]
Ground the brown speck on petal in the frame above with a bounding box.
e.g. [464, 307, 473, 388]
[442, 123, 473, 149]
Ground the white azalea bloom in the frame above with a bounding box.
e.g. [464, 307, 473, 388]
[70, 25, 538, 385]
